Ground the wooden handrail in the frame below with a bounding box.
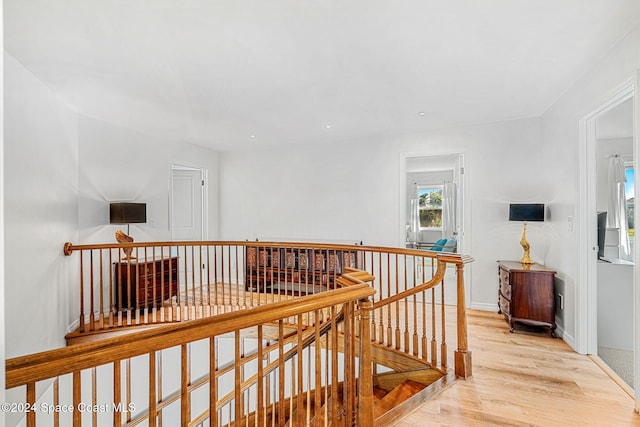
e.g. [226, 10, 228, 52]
[368, 252, 474, 311]
[336, 267, 376, 287]
[6, 284, 374, 389]
[370, 260, 447, 311]
[63, 240, 473, 262]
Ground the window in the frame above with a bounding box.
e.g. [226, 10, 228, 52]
[418, 187, 443, 229]
[626, 166, 634, 236]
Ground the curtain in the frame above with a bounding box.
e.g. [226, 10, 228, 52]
[442, 181, 457, 239]
[408, 183, 420, 244]
[607, 155, 630, 260]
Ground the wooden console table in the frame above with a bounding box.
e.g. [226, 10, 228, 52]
[245, 247, 359, 293]
[497, 260, 557, 337]
[114, 257, 178, 310]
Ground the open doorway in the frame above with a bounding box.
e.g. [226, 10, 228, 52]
[595, 97, 634, 390]
[401, 153, 465, 251]
[579, 82, 638, 406]
[399, 152, 467, 306]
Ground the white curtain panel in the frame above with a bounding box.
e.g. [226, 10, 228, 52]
[408, 183, 420, 243]
[442, 181, 457, 239]
[607, 156, 631, 260]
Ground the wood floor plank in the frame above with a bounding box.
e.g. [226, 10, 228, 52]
[393, 309, 640, 426]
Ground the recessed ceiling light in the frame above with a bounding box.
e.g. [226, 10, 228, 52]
[418, 112, 426, 117]
[250, 134, 256, 138]
[325, 124, 332, 129]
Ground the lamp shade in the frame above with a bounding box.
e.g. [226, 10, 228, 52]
[509, 203, 544, 222]
[110, 203, 147, 224]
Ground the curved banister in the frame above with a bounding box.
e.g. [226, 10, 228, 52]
[6, 283, 374, 389]
[368, 253, 474, 311]
[336, 267, 376, 287]
[371, 260, 447, 311]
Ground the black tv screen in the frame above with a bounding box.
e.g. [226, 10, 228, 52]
[509, 204, 545, 222]
[597, 211, 607, 260]
[110, 202, 147, 224]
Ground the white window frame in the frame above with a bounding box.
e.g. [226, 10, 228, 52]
[417, 185, 443, 231]
[625, 162, 635, 242]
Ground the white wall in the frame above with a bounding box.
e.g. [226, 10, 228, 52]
[0, 3, 6, 424]
[220, 117, 545, 310]
[77, 116, 220, 245]
[540, 25, 640, 350]
[4, 53, 79, 359]
[3, 57, 222, 425]
[4, 52, 223, 358]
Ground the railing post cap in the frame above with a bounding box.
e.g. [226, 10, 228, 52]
[63, 242, 73, 256]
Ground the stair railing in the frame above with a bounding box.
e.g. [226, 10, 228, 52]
[355, 246, 474, 379]
[6, 280, 375, 426]
[62, 241, 371, 336]
[61, 240, 473, 377]
[5, 240, 473, 425]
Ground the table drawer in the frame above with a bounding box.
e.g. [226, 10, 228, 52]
[499, 294, 510, 316]
[500, 276, 511, 300]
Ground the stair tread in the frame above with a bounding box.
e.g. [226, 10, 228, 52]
[374, 368, 443, 392]
[373, 386, 387, 401]
[374, 379, 426, 418]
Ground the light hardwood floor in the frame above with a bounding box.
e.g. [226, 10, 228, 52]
[395, 309, 640, 426]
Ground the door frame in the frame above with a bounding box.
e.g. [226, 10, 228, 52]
[398, 151, 470, 306]
[170, 163, 209, 241]
[577, 77, 638, 407]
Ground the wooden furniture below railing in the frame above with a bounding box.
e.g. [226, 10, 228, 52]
[114, 256, 178, 310]
[245, 246, 359, 292]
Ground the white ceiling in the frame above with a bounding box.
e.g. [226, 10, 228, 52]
[5, 1, 640, 151]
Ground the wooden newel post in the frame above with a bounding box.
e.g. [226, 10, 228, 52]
[357, 297, 374, 426]
[454, 263, 472, 378]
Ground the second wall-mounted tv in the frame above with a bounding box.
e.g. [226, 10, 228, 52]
[509, 203, 545, 222]
[597, 211, 607, 260]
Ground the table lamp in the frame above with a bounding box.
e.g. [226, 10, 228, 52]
[110, 202, 146, 259]
[509, 203, 544, 265]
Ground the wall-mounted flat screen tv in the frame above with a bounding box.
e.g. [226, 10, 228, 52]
[508, 203, 545, 222]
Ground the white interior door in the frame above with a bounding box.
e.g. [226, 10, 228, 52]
[171, 165, 207, 289]
[171, 166, 205, 241]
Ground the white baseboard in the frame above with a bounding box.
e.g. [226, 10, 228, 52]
[67, 318, 80, 334]
[469, 302, 499, 312]
[556, 326, 576, 351]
